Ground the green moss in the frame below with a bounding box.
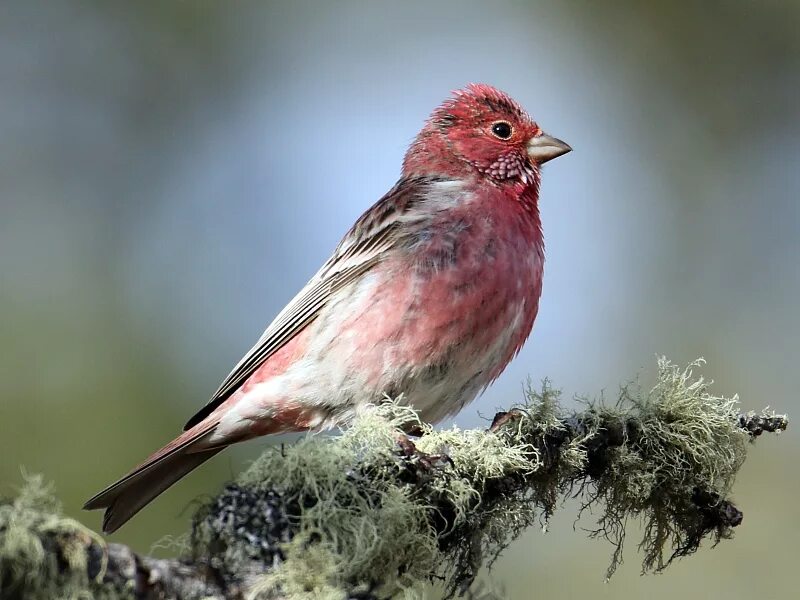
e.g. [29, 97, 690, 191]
[587, 358, 750, 577]
[196, 392, 571, 597]
[416, 427, 535, 483]
[189, 358, 772, 598]
[199, 404, 443, 598]
[1, 359, 779, 599]
[0, 474, 128, 600]
[248, 539, 349, 600]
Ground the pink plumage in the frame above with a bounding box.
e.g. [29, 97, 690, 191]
[84, 83, 571, 533]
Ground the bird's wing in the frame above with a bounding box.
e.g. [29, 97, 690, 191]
[183, 176, 436, 430]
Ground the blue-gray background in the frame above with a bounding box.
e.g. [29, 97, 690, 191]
[1, 1, 797, 598]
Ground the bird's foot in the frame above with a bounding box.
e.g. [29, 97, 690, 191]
[393, 432, 454, 472]
[489, 408, 526, 433]
[394, 431, 418, 457]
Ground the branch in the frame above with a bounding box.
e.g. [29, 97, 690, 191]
[0, 359, 788, 599]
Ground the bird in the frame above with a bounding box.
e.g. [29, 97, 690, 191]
[84, 83, 571, 533]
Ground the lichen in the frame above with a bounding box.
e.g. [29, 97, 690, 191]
[190, 358, 766, 598]
[194, 403, 446, 598]
[0, 474, 127, 600]
[246, 538, 350, 600]
[0, 359, 783, 599]
[585, 358, 750, 577]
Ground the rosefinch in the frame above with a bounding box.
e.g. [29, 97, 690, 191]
[84, 84, 571, 533]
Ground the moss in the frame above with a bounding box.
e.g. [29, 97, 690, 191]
[187, 358, 774, 598]
[585, 358, 750, 577]
[2, 359, 780, 598]
[0, 474, 128, 600]
[247, 539, 349, 600]
[194, 404, 446, 598]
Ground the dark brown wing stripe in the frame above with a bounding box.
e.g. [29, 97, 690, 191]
[183, 176, 438, 431]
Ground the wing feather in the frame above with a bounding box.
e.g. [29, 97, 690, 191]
[183, 176, 433, 430]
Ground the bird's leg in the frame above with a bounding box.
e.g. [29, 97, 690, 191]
[402, 423, 426, 437]
[393, 419, 428, 455]
[393, 431, 419, 457]
[489, 408, 526, 433]
[393, 431, 453, 471]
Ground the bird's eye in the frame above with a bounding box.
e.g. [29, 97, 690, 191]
[490, 121, 513, 140]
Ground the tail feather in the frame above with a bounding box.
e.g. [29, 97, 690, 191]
[84, 421, 225, 533]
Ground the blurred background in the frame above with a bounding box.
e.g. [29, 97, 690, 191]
[1, 1, 797, 597]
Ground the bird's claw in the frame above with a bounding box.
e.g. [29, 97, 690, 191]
[394, 432, 418, 457]
[489, 408, 526, 433]
[394, 433, 454, 471]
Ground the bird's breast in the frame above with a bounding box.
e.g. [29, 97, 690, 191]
[326, 203, 544, 422]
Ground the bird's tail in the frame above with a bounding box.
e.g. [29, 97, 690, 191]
[83, 419, 225, 533]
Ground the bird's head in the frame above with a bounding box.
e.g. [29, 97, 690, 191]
[403, 84, 570, 187]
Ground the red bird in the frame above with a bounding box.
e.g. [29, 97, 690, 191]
[84, 84, 571, 533]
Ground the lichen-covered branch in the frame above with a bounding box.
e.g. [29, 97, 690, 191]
[0, 475, 230, 599]
[0, 359, 788, 599]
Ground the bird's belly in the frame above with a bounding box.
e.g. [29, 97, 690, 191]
[313, 253, 540, 423]
[229, 229, 542, 432]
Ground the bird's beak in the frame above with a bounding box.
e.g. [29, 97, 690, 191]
[527, 133, 572, 164]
